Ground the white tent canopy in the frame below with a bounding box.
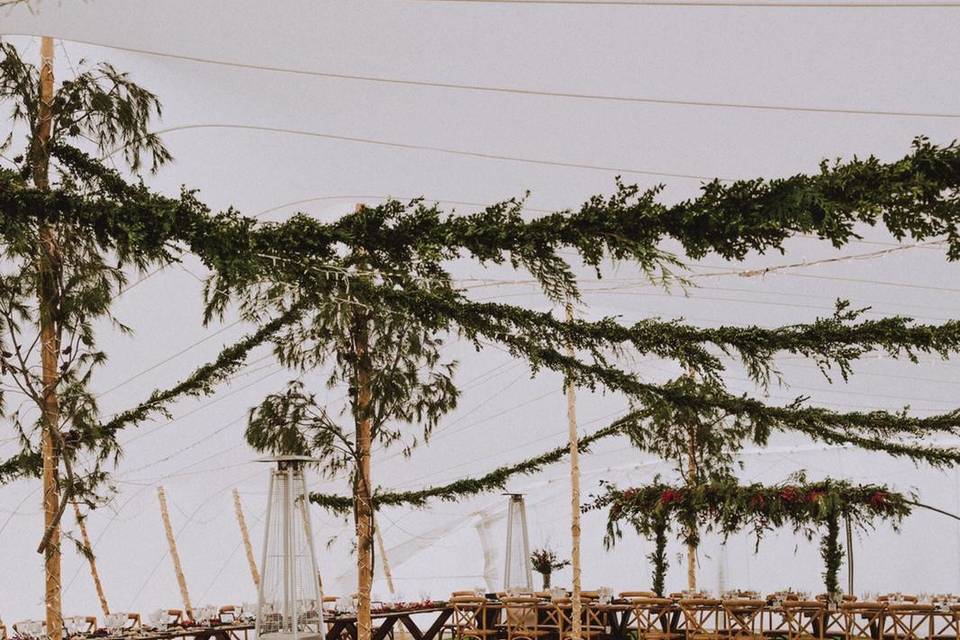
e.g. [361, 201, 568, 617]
[2, 0, 960, 621]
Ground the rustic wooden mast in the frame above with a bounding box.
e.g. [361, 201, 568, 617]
[72, 500, 110, 616]
[565, 303, 583, 640]
[233, 488, 261, 589]
[351, 205, 374, 640]
[686, 425, 698, 592]
[157, 487, 194, 619]
[35, 35, 64, 640]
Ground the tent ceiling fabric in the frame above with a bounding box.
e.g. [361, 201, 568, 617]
[2, 0, 960, 620]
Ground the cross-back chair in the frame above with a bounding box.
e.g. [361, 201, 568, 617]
[841, 602, 885, 640]
[884, 604, 935, 640]
[723, 599, 767, 640]
[680, 599, 726, 640]
[781, 600, 826, 640]
[501, 596, 550, 640]
[447, 596, 498, 640]
[632, 597, 683, 640]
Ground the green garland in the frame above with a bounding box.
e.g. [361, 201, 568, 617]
[0, 299, 309, 479]
[100, 299, 310, 436]
[0, 138, 956, 301]
[309, 416, 633, 513]
[364, 284, 960, 386]
[588, 476, 912, 594]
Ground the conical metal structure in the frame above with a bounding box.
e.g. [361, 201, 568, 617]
[502, 494, 532, 590]
[256, 457, 325, 640]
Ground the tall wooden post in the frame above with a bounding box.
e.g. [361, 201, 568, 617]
[565, 303, 583, 640]
[233, 489, 261, 589]
[72, 500, 110, 616]
[373, 516, 396, 595]
[686, 423, 698, 592]
[157, 487, 194, 619]
[351, 214, 374, 640]
[35, 35, 64, 640]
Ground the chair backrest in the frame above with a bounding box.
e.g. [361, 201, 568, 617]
[631, 597, 677, 638]
[679, 599, 724, 639]
[451, 596, 491, 635]
[219, 605, 237, 623]
[782, 601, 826, 639]
[723, 599, 766, 637]
[502, 597, 543, 635]
[883, 604, 935, 640]
[164, 609, 184, 625]
[841, 602, 886, 640]
[621, 591, 657, 599]
[125, 612, 141, 630]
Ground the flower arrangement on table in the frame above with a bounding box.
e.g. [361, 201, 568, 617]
[586, 473, 912, 597]
[370, 600, 447, 614]
[530, 547, 570, 589]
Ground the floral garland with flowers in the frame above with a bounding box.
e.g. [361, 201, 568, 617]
[585, 474, 913, 595]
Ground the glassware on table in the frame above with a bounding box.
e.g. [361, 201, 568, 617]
[598, 587, 613, 605]
[147, 610, 164, 631]
[105, 612, 126, 636]
[240, 602, 257, 621]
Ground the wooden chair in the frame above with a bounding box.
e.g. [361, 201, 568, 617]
[680, 599, 725, 640]
[841, 602, 885, 640]
[446, 596, 498, 640]
[781, 600, 826, 640]
[883, 604, 935, 640]
[930, 605, 960, 640]
[762, 604, 791, 640]
[501, 596, 550, 640]
[218, 606, 238, 624]
[12, 621, 43, 639]
[631, 597, 683, 640]
[622, 592, 658, 600]
[544, 599, 604, 640]
[723, 599, 767, 640]
[124, 613, 142, 631]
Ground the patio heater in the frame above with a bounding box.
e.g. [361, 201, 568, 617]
[256, 456, 325, 640]
[502, 493, 533, 590]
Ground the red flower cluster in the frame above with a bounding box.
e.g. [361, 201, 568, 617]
[780, 487, 800, 502]
[805, 490, 826, 503]
[660, 489, 684, 505]
[869, 491, 887, 507]
[749, 493, 766, 508]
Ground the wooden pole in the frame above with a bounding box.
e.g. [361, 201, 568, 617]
[72, 500, 110, 617]
[686, 423, 698, 592]
[36, 35, 64, 640]
[373, 516, 396, 595]
[351, 211, 374, 640]
[233, 489, 261, 589]
[157, 487, 194, 619]
[565, 303, 583, 640]
[845, 513, 854, 595]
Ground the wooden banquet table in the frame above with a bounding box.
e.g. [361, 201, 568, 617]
[46, 598, 960, 640]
